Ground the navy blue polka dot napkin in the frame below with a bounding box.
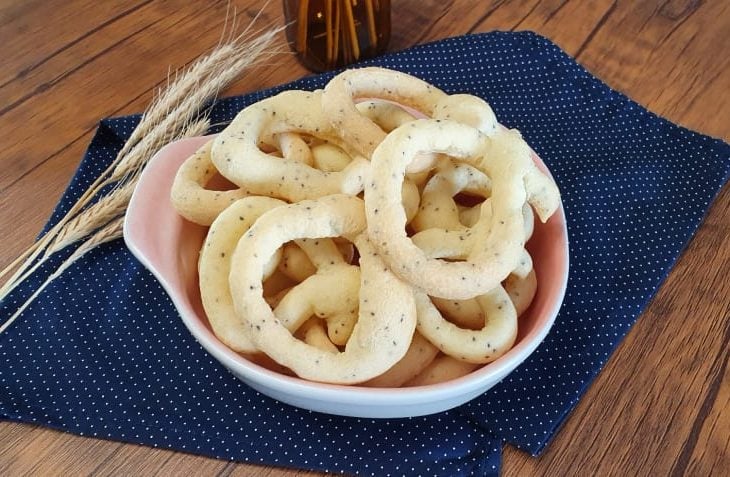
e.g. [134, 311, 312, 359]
[1, 32, 728, 476]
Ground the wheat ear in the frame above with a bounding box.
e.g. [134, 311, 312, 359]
[0, 117, 209, 302]
[0, 16, 284, 303]
[0, 218, 124, 335]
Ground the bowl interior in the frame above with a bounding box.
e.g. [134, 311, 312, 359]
[124, 134, 568, 406]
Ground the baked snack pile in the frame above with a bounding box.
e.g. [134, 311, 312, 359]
[170, 67, 561, 386]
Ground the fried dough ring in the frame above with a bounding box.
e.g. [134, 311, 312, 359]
[211, 90, 370, 202]
[229, 195, 417, 384]
[297, 318, 340, 353]
[430, 296, 484, 330]
[405, 355, 481, 386]
[278, 238, 355, 283]
[433, 267, 538, 330]
[323, 66, 501, 160]
[457, 202, 533, 240]
[274, 263, 360, 346]
[322, 67, 449, 158]
[198, 196, 285, 353]
[432, 94, 499, 138]
[363, 332, 439, 388]
[355, 99, 421, 133]
[366, 120, 547, 299]
[308, 135, 421, 223]
[311, 142, 352, 172]
[412, 199, 535, 279]
[415, 285, 518, 364]
[170, 140, 249, 225]
[410, 161, 492, 233]
[504, 268, 538, 317]
[276, 132, 314, 166]
[268, 287, 351, 352]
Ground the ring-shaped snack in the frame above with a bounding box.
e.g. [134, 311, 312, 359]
[297, 318, 339, 353]
[274, 263, 360, 346]
[504, 268, 537, 317]
[211, 90, 370, 203]
[414, 285, 518, 364]
[276, 132, 314, 166]
[198, 196, 285, 353]
[228, 195, 417, 384]
[411, 161, 492, 233]
[363, 332, 439, 388]
[411, 200, 535, 279]
[170, 140, 249, 225]
[405, 355, 481, 386]
[322, 67, 449, 158]
[366, 119, 545, 299]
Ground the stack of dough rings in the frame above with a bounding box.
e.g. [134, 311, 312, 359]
[170, 67, 561, 386]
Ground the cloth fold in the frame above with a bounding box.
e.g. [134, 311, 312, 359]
[1, 31, 728, 475]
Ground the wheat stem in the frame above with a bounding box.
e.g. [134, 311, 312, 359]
[0, 15, 283, 306]
[0, 117, 210, 302]
[0, 218, 124, 335]
[0, 184, 132, 298]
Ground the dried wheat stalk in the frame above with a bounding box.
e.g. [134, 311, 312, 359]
[0, 218, 125, 334]
[0, 14, 287, 331]
[0, 118, 210, 299]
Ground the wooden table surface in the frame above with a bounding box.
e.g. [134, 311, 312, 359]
[1, 1, 728, 475]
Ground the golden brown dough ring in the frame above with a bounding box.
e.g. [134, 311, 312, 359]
[198, 196, 285, 353]
[228, 195, 417, 384]
[309, 139, 421, 223]
[432, 265, 538, 331]
[411, 161, 492, 233]
[405, 355, 481, 386]
[355, 100, 420, 132]
[458, 204, 481, 228]
[278, 243, 317, 283]
[414, 285, 517, 364]
[211, 90, 370, 202]
[432, 94, 499, 137]
[504, 269, 538, 317]
[311, 143, 352, 172]
[298, 318, 340, 353]
[322, 67, 449, 158]
[278, 238, 355, 283]
[170, 140, 249, 225]
[366, 120, 549, 299]
[277, 132, 314, 166]
[411, 200, 535, 279]
[273, 263, 360, 346]
[363, 332, 438, 388]
[430, 296, 484, 330]
[355, 99, 439, 176]
[458, 202, 532, 239]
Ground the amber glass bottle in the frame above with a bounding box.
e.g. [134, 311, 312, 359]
[283, 0, 391, 72]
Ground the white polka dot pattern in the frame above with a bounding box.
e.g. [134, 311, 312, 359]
[1, 32, 729, 475]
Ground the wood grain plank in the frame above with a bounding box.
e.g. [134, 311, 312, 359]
[0, 421, 50, 462]
[571, 0, 730, 139]
[0, 422, 124, 475]
[0, 0, 253, 192]
[0, 3, 161, 116]
[0, 3, 300, 269]
[681, 352, 730, 476]
[91, 444, 225, 476]
[0, 0, 149, 87]
[0, 1, 728, 477]
[469, 0, 730, 141]
[502, 186, 730, 476]
[470, 0, 619, 50]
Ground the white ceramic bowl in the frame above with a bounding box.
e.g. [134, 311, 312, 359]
[124, 135, 569, 418]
